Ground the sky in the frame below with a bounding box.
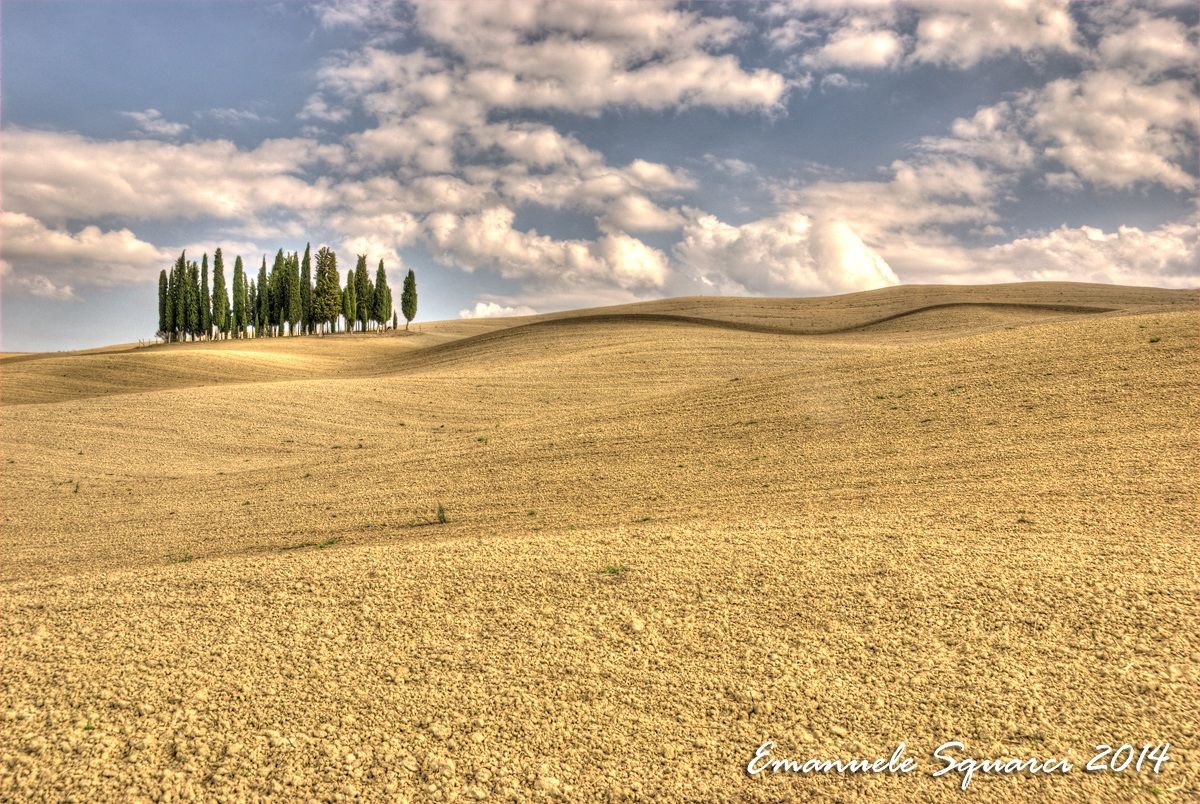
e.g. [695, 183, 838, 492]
[1, 0, 1197, 352]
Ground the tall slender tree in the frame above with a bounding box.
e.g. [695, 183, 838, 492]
[343, 269, 356, 333]
[373, 260, 392, 329]
[354, 255, 372, 332]
[247, 279, 257, 337]
[212, 248, 229, 339]
[158, 269, 170, 339]
[186, 261, 201, 341]
[257, 257, 270, 337]
[172, 251, 187, 342]
[286, 252, 302, 335]
[200, 254, 211, 339]
[401, 269, 417, 330]
[313, 246, 340, 334]
[300, 243, 313, 335]
[232, 256, 246, 338]
[242, 272, 251, 337]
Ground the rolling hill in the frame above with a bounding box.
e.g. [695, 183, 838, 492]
[2, 282, 1197, 801]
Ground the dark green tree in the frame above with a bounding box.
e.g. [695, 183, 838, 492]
[354, 255, 371, 332]
[247, 279, 257, 337]
[231, 256, 246, 339]
[158, 269, 170, 339]
[286, 252, 302, 335]
[343, 269, 356, 333]
[212, 249, 229, 339]
[392, 310, 398, 330]
[373, 259, 392, 328]
[300, 243, 313, 335]
[313, 246, 341, 334]
[242, 271, 251, 337]
[257, 258, 270, 337]
[187, 261, 202, 340]
[200, 254, 211, 339]
[401, 269, 417, 330]
[171, 251, 187, 342]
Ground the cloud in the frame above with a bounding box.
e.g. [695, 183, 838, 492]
[925, 66, 1198, 192]
[458, 301, 537, 318]
[819, 72, 866, 91]
[121, 108, 188, 138]
[316, 1, 789, 117]
[2, 129, 341, 223]
[598, 194, 684, 233]
[703, 154, 758, 177]
[920, 101, 1036, 168]
[675, 209, 898, 295]
[909, 0, 1079, 68]
[1093, 9, 1199, 80]
[1027, 69, 1197, 191]
[787, 158, 1003, 240]
[201, 107, 276, 125]
[882, 219, 1200, 288]
[979, 221, 1200, 288]
[424, 206, 668, 289]
[0, 211, 172, 299]
[313, 0, 412, 40]
[801, 21, 904, 69]
[767, 0, 1081, 69]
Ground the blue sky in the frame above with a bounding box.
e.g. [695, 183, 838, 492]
[2, 0, 1197, 351]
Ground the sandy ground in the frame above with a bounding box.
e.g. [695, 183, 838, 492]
[1, 283, 1197, 802]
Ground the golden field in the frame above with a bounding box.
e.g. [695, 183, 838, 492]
[1, 282, 1198, 802]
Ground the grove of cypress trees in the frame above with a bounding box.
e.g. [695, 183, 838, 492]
[401, 269, 417, 330]
[212, 249, 229, 340]
[200, 254, 211, 340]
[313, 246, 340, 334]
[158, 269, 169, 339]
[154, 248, 426, 342]
[354, 256, 371, 332]
[300, 243, 313, 335]
[232, 256, 246, 339]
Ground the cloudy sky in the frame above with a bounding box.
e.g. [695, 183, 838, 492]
[2, 0, 1197, 351]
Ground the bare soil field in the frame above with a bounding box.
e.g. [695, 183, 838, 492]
[2, 282, 1197, 802]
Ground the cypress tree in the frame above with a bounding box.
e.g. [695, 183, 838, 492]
[242, 272, 251, 337]
[373, 259, 392, 328]
[187, 261, 201, 341]
[247, 279, 257, 337]
[401, 269, 417, 330]
[392, 310, 398, 330]
[158, 269, 169, 339]
[212, 249, 229, 339]
[267, 251, 283, 336]
[313, 246, 340, 334]
[287, 252, 302, 335]
[257, 258, 269, 337]
[354, 256, 371, 332]
[231, 256, 246, 338]
[172, 251, 187, 342]
[343, 269, 356, 334]
[200, 254, 211, 339]
[300, 243, 313, 335]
